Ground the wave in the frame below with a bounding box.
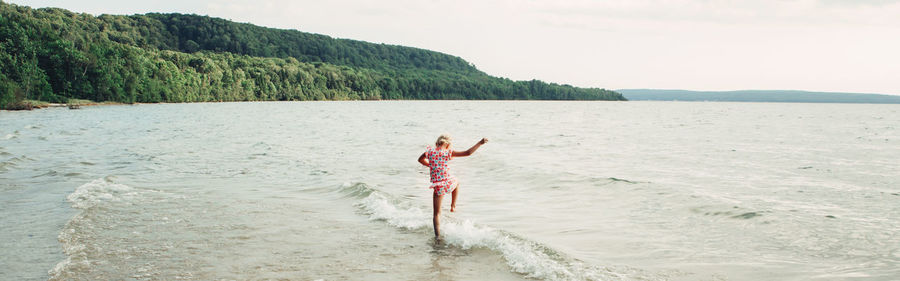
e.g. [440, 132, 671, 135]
[689, 205, 771, 221]
[65, 177, 141, 209]
[0, 160, 14, 172]
[344, 182, 650, 281]
[337, 181, 379, 199]
[50, 177, 163, 280]
[0, 155, 34, 172]
[31, 170, 58, 178]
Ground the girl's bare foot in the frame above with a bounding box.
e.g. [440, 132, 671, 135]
[450, 205, 456, 212]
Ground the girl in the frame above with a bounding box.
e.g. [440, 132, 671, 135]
[418, 134, 488, 237]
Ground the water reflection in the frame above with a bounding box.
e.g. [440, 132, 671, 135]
[427, 237, 455, 281]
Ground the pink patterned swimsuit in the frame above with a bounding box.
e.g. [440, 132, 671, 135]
[425, 146, 458, 196]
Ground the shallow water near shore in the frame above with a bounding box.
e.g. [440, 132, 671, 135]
[1, 101, 898, 280]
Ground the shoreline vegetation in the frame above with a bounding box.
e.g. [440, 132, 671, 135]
[4, 98, 122, 110]
[0, 2, 625, 110]
[7, 98, 620, 112]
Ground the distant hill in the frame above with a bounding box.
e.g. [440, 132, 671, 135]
[117, 13, 481, 74]
[0, 2, 624, 109]
[618, 89, 900, 104]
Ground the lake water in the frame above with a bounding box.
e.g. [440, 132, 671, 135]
[1, 101, 898, 281]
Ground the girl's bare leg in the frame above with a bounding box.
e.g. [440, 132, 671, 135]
[433, 193, 443, 237]
[450, 184, 459, 212]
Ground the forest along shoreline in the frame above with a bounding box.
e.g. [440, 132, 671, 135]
[0, 2, 625, 111]
[6, 99, 620, 112]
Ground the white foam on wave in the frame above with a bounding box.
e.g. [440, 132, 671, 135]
[356, 192, 638, 281]
[358, 192, 429, 229]
[441, 220, 579, 280]
[66, 177, 139, 209]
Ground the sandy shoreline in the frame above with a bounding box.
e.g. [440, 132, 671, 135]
[2, 101, 130, 111]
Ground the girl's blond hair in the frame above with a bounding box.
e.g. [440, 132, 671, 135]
[435, 134, 452, 147]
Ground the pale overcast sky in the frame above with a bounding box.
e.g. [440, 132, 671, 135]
[9, 0, 900, 94]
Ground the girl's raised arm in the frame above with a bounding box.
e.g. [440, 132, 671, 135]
[452, 138, 488, 157]
[418, 152, 429, 166]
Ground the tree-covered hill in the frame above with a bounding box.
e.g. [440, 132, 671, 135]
[133, 13, 481, 74]
[0, 2, 625, 109]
